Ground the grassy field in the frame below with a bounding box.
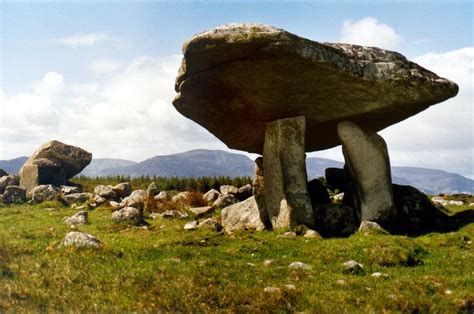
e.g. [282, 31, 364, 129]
[0, 202, 473, 312]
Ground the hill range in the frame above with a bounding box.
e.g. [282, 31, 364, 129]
[1, 149, 472, 195]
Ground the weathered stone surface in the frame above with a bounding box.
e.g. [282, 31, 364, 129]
[161, 210, 188, 219]
[61, 185, 82, 195]
[64, 211, 88, 225]
[154, 191, 170, 202]
[3, 186, 26, 204]
[221, 196, 269, 233]
[112, 182, 132, 198]
[338, 121, 396, 226]
[120, 190, 146, 210]
[220, 185, 238, 195]
[288, 261, 312, 271]
[188, 206, 214, 218]
[111, 206, 145, 226]
[174, 23, 458, 154]
[59, 231, 101, 248]
[31, 184, 61, 203]
[313, 203, 358, 237]
[263, 116, 314, 229]
[342, 260, 364, 274]
[236, 184, 252, 201]
[251, 157, 268, 226]
[94, 185, 117, 200]
[19, 140, 92, 192]
[0, 175, 19, 194]
[203, 189, 220, 204]
[307, 179, 330, 206]
[62, 193, 93, 206]
[196, 217, 222, 231]
[213, 194, 238, 209]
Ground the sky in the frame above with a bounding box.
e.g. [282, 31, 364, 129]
[0, 1, 472, 178]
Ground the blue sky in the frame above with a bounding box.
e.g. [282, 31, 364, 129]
[0, 1, 473, 178]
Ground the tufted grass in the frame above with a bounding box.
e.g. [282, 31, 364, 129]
[0, 203, 473, 312]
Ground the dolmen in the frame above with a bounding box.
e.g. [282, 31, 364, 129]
[173, 23, 458, 233]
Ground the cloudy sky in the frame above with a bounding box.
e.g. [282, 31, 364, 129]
[0, 1, 472, 178]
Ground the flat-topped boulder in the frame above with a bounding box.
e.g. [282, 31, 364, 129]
[174, 23, 458, 154]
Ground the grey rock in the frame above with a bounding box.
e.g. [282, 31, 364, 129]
[63, 211, 88, 225]
[120, 190, 146, 210]
[338, 121, 396, 226]
[91, 195, 107, 207]
[279, 231, 297, 238]
[188, 206, 214, 218]
[184, 221, 198, 230]
[111, 207, 145, 226]
[0, 175, 19, 194]
[359, 220, 383, 232]
[197, 217, 222, 231]
[31, 184, 61, 203]
[264, 287, 281, 293]
[94, 185, 117, 200]
[154, 191, 170, 202]
[236, 184, 252, 201]
[174, 23, 457, 154]
[313, 203, 358, 237]
[172, 191, 191, 204]
[303, 229, 320, 238]
[288, 261, 312, 271]
[213, 193, 239, 209]
[220, 185, 238, 195]
[342, 260, 364, 274]
[59, 231, 101, 248]
[371, 272, 389, 279]
[112, 182, 132, 198]
[162, 210, 188, 219]
[263, 116, 314, 229]
[62, 193, 93, 206]
[203, 189, 220, 204]
[221, 196, 268, 233]
[70, 204, 87, 210]
[146, 182, 159, 198]
[61, 185, 82, 195]
[20, 140, 92, 193]
[3, 186, 26, 204]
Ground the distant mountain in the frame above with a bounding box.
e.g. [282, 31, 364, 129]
[0, 156, 28, 175]
[97, 150, 254, 178]
[2, 150, 472, 195]
[80, 159, 138, 177]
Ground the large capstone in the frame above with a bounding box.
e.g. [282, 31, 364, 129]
[19, 140, 92, 193]
[174, 23, 458, 154]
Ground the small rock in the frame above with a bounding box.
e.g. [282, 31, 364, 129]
[263, 259, 274, 267]
[111, 207, 145, 226]
[342, 260, 364, 274]
[94, 185, 117, 200]
[359, 220, 383, 232]
[149, 213, 160, 219]
[62, 193, 93, 206]
[289, 261, 312, 271]
[220, 185, 238, 195]
[109, 201, 121, 210]
[284, 284, 296, 291]
[371, 272, 389, 279]
[184, 221, 198, 230]
[336, 279, 346, 285]
[112, 182, 132, 198]
[263, 287, 281, 293]
[61, 185, 82, 195]
[59, 231, 101, 248]
[448, 200, 463, 206]
[188, 206, 214, 218]
[120, 190, 146, 209]
[71, 204, 87, 210]
[332, 192, 344, 202]
[92, 194, 107, 206]
[162, 210, 188, 219]
[154, 191, 170, 202]
[444, 289, 452, 295]
[64, 211, 88, 225]
[469, 203, 474, 207]
[203, 189, 220, 204]
[213, 194, 238, 209]
[31, 184, 61, 203]
[236, 184, 252, 201]
[303, 229, 320, 238]
[197, 217, 222, 232]
[279, 231, 297, 238]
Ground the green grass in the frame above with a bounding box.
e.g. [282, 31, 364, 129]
[0, 203, 473, 312]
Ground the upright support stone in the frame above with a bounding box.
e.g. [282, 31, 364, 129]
[337, 121, 396, 225]
[263, 116, 315, 229]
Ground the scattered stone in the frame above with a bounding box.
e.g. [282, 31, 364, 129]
[112, 182, 132, 198]
[203, 189, 220, 204]
[264, 287, 281, 293]
[371, 272, 389, 279]
[184, 221, 198, 230]
[303, 229, 320, 238]
[62, 193, 93, 206]
[188, 206, 214, 218]
[444, 289, 453, 295]
[279, 231, 297, 238]
[0, 175, 19, 194]
[213, 193, 239, 209]
[31, 184, 61, 203]
[284, 284, 297, 291]
[111, 207, 145, 226]
[342, 260, 364, 274]
[63, 211, 88, 225]
[59, 231, 101, 248]
[171, 191, 190, 203]
[263, 259, 274, 267]
[336, 279, 346, 285]
[94, 185, 117, 200]
[19, 140, 92, 193]
[120, 190, 146, 209]
[61, 185, 82, 195]
[236, 184, 252, 201]
[289, 262, 312, 271]
[307, 179, 330, 206]
[3, 186, 26, 204]
[431, 196, 448, 206]
[71, 204, 87, 210]
[221, 196, 269, 233]
[359, 220, 384, 233]
[154, 191, 170, 202]
[469, 203, 474, 207]
[110, 201, 121, 209]
[448, 200, 464, 206]
[332, 192, 345, 202]
[197, 217, 223, 231]
[220, 185, 238, 195]
[91, 194, 108, 207]
[162, 210, 188, 219]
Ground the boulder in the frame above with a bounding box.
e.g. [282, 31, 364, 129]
[112, 182, 132, 198]
[63, 211, 88, 225]
[3, 186, 26, 204]
[313, 203, 359, 237]
[196, 217, 222, 231]
[19, 141, 92, 193]
[145, 182, 158, 212]
[174, 23, 457, 154]
[62, 193, 93, 206]
[111, 207, 145, 226]
[120, 190, 146, 210]
[61, 185, 82, 195]
[161, 210, 188, 219]
[203, 189, 220, 204]
[213, 194, 238, 209]
[236, 184, 252, 201]
[31, 184, 61, 203]
[59, 231, 101, 248]
[154, 191, 170, 202]
[172, 191, 190, 203]
[221, 196, 269, 233]
[94, 185, 117, 200]
[288, 262, 312, 271]
[0, 175, 19, 194]
[188, 206, 214, 218]
[342, 260, 364, 275]
[220, 185, 238, 195]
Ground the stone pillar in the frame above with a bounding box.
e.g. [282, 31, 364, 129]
[263, 116, 315, 229]
[252, 157, 271, 229]
[337, 121, 396, 225]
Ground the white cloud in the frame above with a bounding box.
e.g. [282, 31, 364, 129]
[52, 32, 115, 47]
[88, 59, 121, 75]
[339, 17, 404, 50]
